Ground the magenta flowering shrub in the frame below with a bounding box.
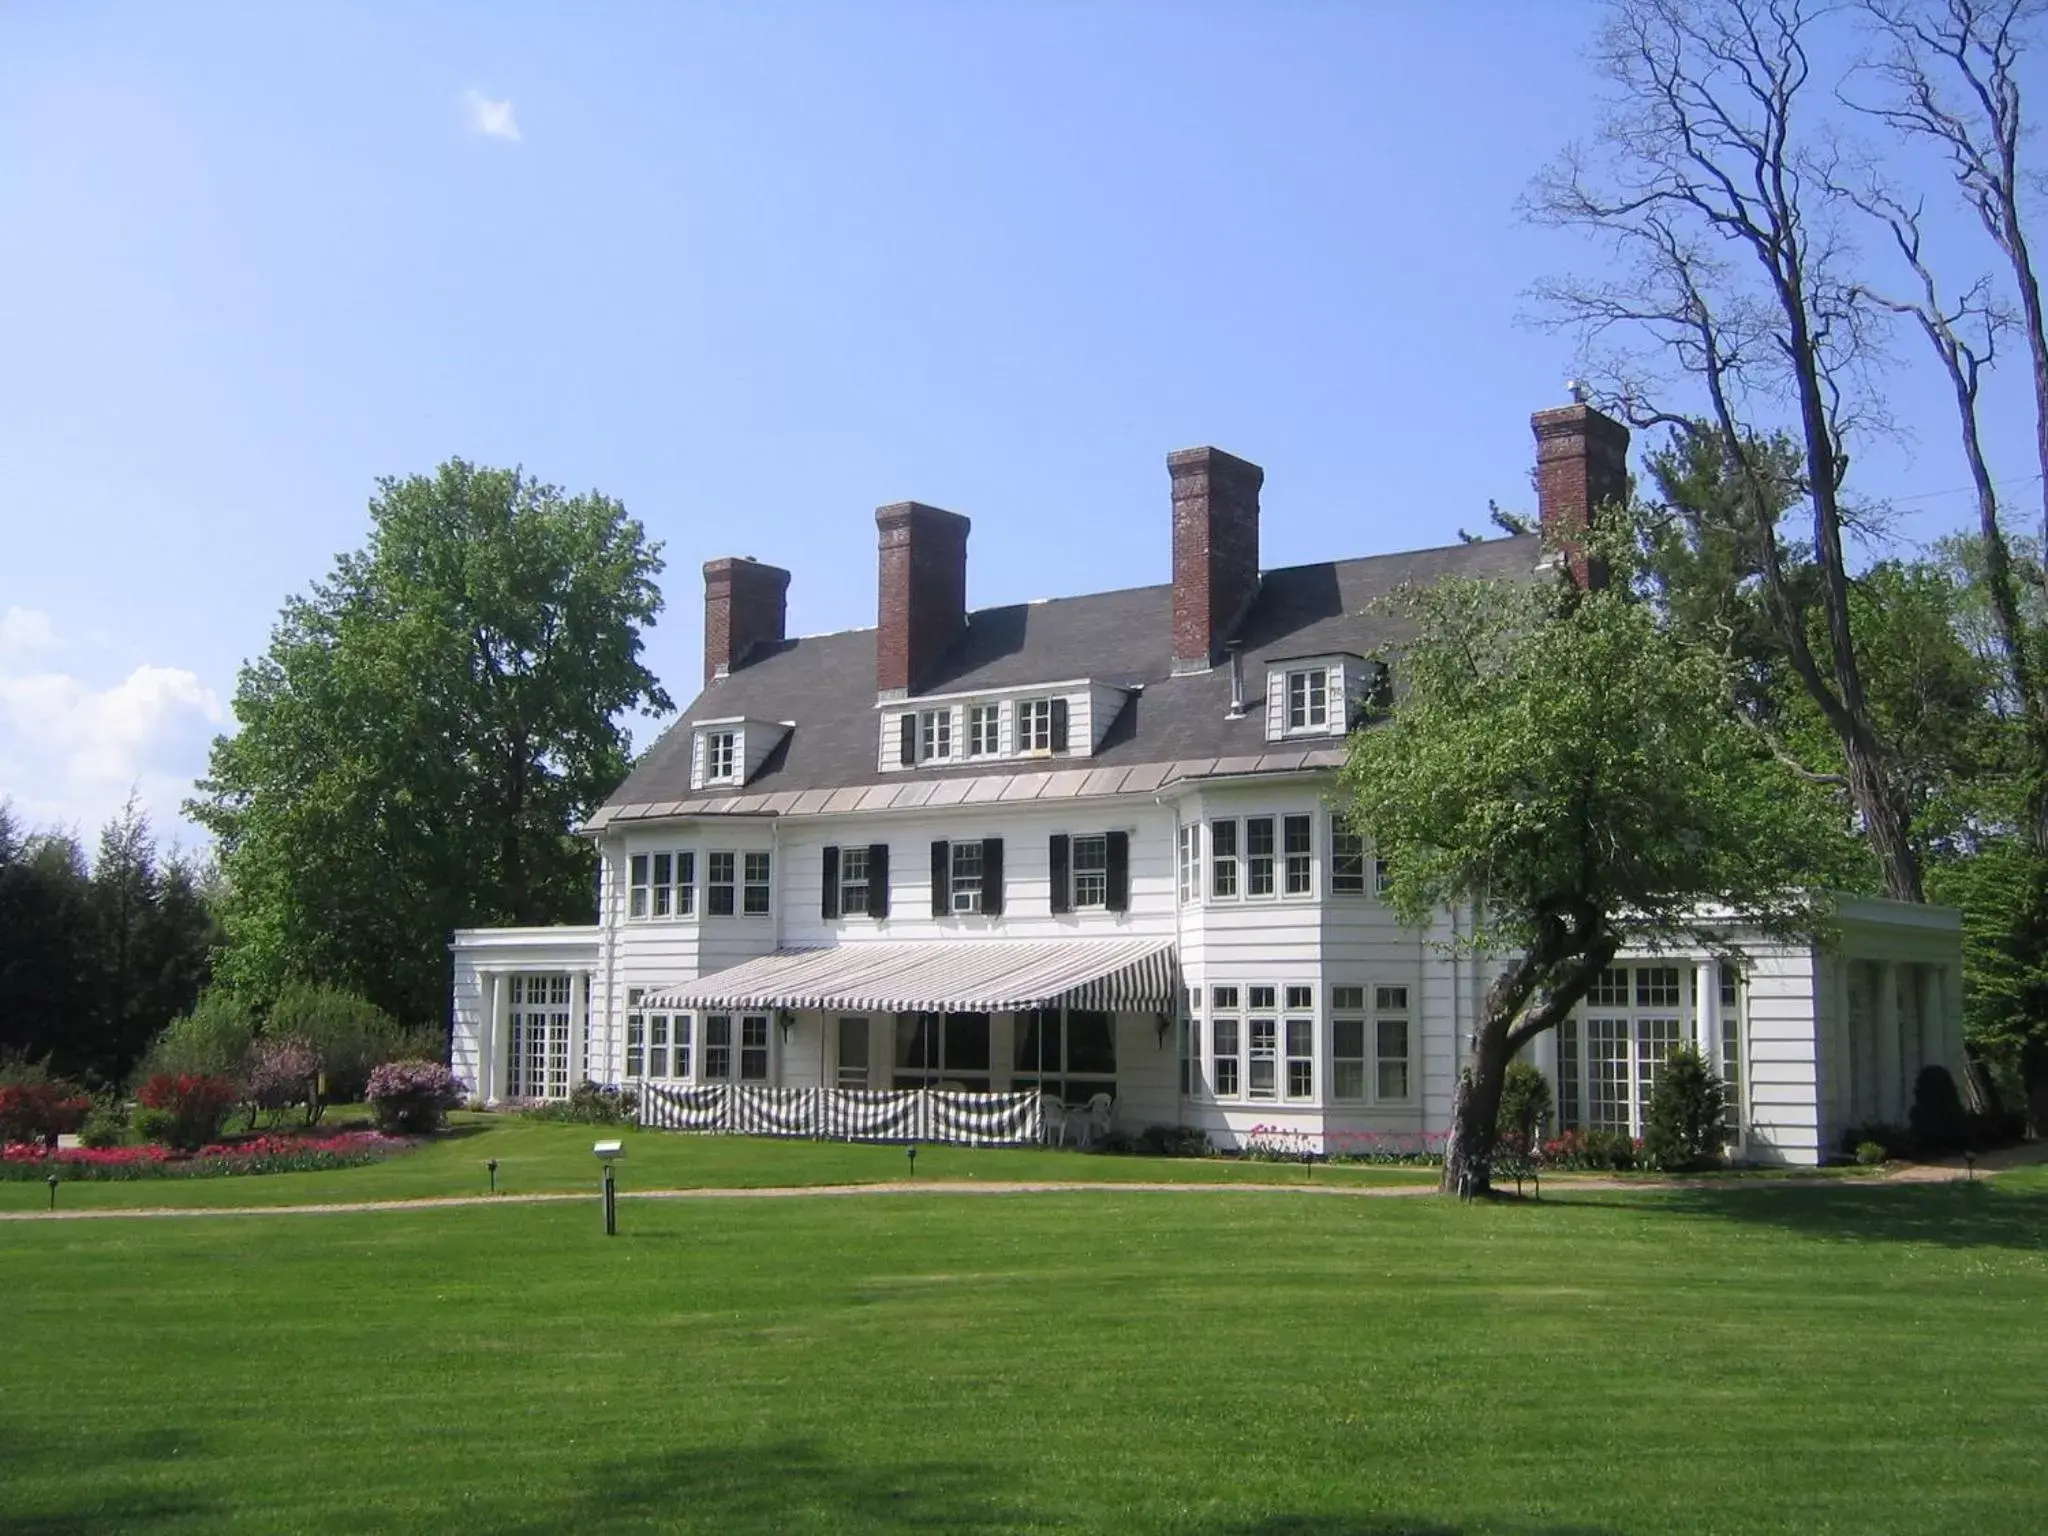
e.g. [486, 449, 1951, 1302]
[2, 1129, 407, 1182]
[246, 1035, 321, 1124]
[365, 1060, 464, 1134]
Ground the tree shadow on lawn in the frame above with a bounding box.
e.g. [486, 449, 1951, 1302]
[502, 1435, 1621, 1536]
[0, 1422, 231, 1535]
[1551, 1177, 2048, 1252]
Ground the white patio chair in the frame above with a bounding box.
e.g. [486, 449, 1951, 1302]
[1038, 1093, 1068, 1148]
[1077, 1092, 1113, 1150]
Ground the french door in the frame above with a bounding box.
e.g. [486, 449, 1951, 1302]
[508, 974, 573, 1099]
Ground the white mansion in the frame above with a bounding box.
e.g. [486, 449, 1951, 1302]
[450, 400, 1964, 1164]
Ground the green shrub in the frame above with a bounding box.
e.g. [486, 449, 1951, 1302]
[132, 1106, 178, 1145]
[78, 1101, 127, 1149]
[137, 991, 258, 1086]
[1497, 1062, 1555, 1157]
[1855, 1140, 1889, 1167]
[1908, 1065, 1971, 1156]
[267, 984, 404, 1104]
[516, 1081, 639, 1125]
[1641, 1046, 1726, 1173]
[365, 1061, 463, 1134]
[1839, 1121, 1913, 1160]
[1136, 1124, 1213, 1158]
[135, 1074, 239, 1151]
[1539, 1128, 1637, 1170]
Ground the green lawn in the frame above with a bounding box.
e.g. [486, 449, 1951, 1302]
[3, 1145, 2043, 1534]
[0, 1115, 1436, 1212]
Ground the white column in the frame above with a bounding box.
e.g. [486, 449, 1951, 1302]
[1919, 965, 1943, 1079]
[1693, 960, 1716, 1060]
[476, 971, 497, 1106]
[489, 973, 511, 1103]
[572, 971, 591, 1088]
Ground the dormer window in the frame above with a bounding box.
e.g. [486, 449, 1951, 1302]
[1016, 697, 1068, 754]
[967, 703, 1000, 757]
[919, 708, 953, 762]
[1286, 668, 1328, 731]
[705, 730, 738, 783]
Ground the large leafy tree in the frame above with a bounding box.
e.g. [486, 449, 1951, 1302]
[1340, 540, 1850, 1195]
[190, 461, 671, 1026]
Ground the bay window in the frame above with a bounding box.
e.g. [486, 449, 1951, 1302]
[743, 852, 772, 915]
[1210, 988, 1241, 1098]
[1330, 821, 1367, 895]
[1374, 986, 1411, 1101]
[1246, 817, 1276, 897]
[1283, 815, 1313, 896]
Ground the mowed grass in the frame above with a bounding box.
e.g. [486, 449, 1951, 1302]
[0, 1115, 1437, 1213]
[3, 1166, 2044, 1534]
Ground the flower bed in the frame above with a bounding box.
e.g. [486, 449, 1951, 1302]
[1, 1130, 410, 1182]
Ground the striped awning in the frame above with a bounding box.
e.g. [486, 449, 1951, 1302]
[645, 937, 1179, 1015]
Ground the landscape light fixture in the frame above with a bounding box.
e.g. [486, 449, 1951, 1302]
[906, 1144, 917, 1178]
[1964, 1149, 1977, 1182]
[486, 1157, 499, 1195]
[46, 1172, 58, 1211]
[593, 1140, 625, 1235]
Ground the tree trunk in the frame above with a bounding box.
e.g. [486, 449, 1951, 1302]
[1441, 1015, 1513, 1197]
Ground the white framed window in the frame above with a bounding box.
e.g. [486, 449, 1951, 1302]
[967, 703, 1001, 757]
[1246, 817, 1276, 897]
[1330, 821, 1366, 895]
[1179, 1014, 1200, 1096]
[1373, 852, 1394, 897]
[950, 840, 984, 914]
[1283, 815, 1313, 896]
[707, 852, 736, 916]
[629, 851, 694, 920]
[743, 851, 772, 915]
[837, 1017, 870, 1090]
[1719, 963, 1744, 1140]
[701, 1014, 771, 1081]
[919, 708, 953, 762]
[1247, 985, 1278, 1101]
[1559, 965, 1683, 1135]
[741, 1014, 771, 1079]
[1210, 986, 1241, 1098]
[1210, 819, 1239, 898]
[1071, 834, 1109, 909]
[628, 854, 650, 917]
[1017, 697, 1053, 752]
[705, 730, 738, 783]
[1013, 1007, 1115, 1103]
[840, 846, 870, 915]
[704, 1014, 733, 1079]
[899, 1010, 996, 1091]
[1374, 985, 1411, 1101]
[507, 973, 572, 1100]
[1284, 984, 1314, 1099]
[672, 1014, 693, 1079]
[1177, 824, 1199, 904]
[1286, 668, 1328, 731]
[1331, 985, 1367, 1100]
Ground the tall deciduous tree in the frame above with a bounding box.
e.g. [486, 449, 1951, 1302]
[190, 460, 672, 1026]
[1340, 547, 1847, 1195]
[1530, 0, 1926, 901]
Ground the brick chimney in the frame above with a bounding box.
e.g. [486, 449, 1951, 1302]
[1169, 446, 1264, 673]
[875, 501, 971, 696]
[702, 556, 791, 684]
[1531, 399, 1629, 587]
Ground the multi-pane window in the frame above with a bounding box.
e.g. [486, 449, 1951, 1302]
[839, 846, 870, 915]
[1284, 985, 1314, 1098]
[704, 1015, 733, 1080]
[1373, 852, 1394, 897]
[1211, 987, 1241, 1098]
[1563, 964, 1684, 1136]
[1286, 668, 1328, 730]
[1179, 1015, 1200, 1096]
[1331, 985, 1367, 1100]
[967, 703, 1001, 757]
[508, 973, 573, 1099]
[1331, 821, 1366, 895]
[705, 730, 738, 782]
[836, 1017, 870, 1090]
[897, 1011, 994, 1091]
[1283, 815, 1313, 895]
[1247, 985, 1278, 1101]
[740, 1015, 770, 1080]
[627, 851, 696, 919]
[1210, 820, 1239, 898]
[743, 852, 772, 915]
[919, 708, 953, 762]
[950, 840, 984, 913]
[629, 855, 649, 917]
[1177, 824, 1197, 904]
[701, 1014, 770, 1081]
[1246, 817, 1276, 896]
[1557, 1018, 1582, 1129]
[672, 1014, 692, 1079]
[1719, 964, 1743, 1140]
[707, 853, 736, 916]
[1013, 1008, 1115, 1104]
[1017, 698, 1053, 752]
[1071, 834, 1109, 909]
[1375, 986, 1411, 1101]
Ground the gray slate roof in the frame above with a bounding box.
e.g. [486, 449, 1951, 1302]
[603, 534, 1543, 814]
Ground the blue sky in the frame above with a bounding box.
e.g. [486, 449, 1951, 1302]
[1, 1, 2039, 848]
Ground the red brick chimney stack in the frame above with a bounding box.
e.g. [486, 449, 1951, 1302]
[1531, 397, 1630, 587]
[875, 501, 971, 696]
[1169, 446, 1264, 672]
[702, 556, 792, 685]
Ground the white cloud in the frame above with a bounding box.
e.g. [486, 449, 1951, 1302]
[463, 88, 522, 143]
[0, 607, 225, 843]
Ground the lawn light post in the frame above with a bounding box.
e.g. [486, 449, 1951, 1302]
[594, 1140, 624, 1235]
[906, 1144, 917, 1178]
[486, 1158, 499, 1195]
[46, 1172, 58, 1211]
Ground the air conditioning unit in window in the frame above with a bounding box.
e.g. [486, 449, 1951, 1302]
[952, 890, 982, 914]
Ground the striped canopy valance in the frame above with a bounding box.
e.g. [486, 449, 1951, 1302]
[645, 937, 1179, 1016]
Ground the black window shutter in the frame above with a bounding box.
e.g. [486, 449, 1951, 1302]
[898, 715, 917, 767]
[1048, 834, 1072, 915]
[982, 838, 1005, 915]
[1049, 697, 1070, 753]
[930, 840, 950, 918]
[1105, 830, 1130, 912]
[821, 845, 840, 920]
[867, 843, 890, 919]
